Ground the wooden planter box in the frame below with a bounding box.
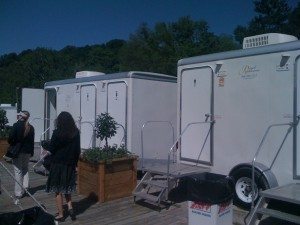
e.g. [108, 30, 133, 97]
[0, 138, 9, 158]
[77, 156, 137, 202]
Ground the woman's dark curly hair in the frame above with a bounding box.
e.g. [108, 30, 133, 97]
[56, 111, 78, 138]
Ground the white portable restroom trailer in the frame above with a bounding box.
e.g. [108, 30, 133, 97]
[177, 33, 300, 209]
[44, 71, 177, 162]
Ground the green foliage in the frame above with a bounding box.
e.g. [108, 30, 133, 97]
[286, 2, 300, 38]
[82, 113, 132, 164]
[0, 109, 10, 139]
[234, 0, 299, 43]
[0, 40, 125, 104]
[120, 17, 239, 75]
[1, 2, 300, 103]
[0, 109, 8, 128]
[95, 113, 117, 148]
[81, 144, 132, 164]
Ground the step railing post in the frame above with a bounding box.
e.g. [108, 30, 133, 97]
[251, 121, 296, 209]
[167, 120, 214, 194]
[140, 121, 175, 170]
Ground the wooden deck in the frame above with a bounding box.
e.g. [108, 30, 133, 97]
[0, 159, 247, 225]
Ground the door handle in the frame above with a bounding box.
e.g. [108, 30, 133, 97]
[205, 114, 211, 122]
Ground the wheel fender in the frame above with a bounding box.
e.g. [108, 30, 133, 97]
[229, 162, 278, 188]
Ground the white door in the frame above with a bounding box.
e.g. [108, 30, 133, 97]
[107, 82, 127, 146]
[296, 56, 300, 178]
[22, 88, 45, 142]
[45, 89, 57, 140]
[180, 67, 213, 165]
[80, 85, 96, 149]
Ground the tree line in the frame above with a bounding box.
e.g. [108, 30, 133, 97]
[0, 0, 299, 104]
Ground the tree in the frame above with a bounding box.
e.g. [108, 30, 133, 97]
[0, 39, 125, 104]
[0, 17, 240, 103]
[286, 2, 300, 38]
[95, 113, 117, 148]
[0, 109, 8, 130]
[120, 17, 238, 75]
[234, 0, 291, 44]
[119, 23, 156, 72]
[0, 109, 9, 138]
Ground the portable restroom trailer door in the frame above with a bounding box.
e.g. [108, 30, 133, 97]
[107, 81, 127, 147]
[296, 56, 300, 178]
[45, 88, 57, 140]
[22, 88, 45, 142]
[80, 84, 96, 149]
[180, 67, 213, 165]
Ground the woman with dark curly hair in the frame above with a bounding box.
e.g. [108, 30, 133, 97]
[45, 111, 80, 222]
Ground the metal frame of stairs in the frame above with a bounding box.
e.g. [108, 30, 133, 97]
[133, 171, 175, 207]
[246, 117, 300, 224]
[246, 184, 300, 225]
[133, 120, 213, 207]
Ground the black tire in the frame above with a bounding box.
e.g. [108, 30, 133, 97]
[230, 167, 269, 210]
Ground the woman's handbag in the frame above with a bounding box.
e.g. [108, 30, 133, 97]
[41, 140, 52, 171]
[43, 154, 53, 171]
[5, 143, 22, 159]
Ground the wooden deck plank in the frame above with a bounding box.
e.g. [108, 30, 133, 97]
[0, 159, 247, 225]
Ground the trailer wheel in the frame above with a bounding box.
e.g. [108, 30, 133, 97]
[230, 167, 269, 210]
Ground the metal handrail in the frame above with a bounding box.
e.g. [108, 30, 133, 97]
[0, 161, 47, 212]
[29, 117, 54, 124]
[116, 123, 126, 147]
[140, 121, 175, 170]
[39, 126, 51, 142]
[250, 119, 299, 209]
[79, 121, 126, 149]
[29, 117, 55, 140]
[30, 118, 54, 166]
[28, 117, 55, 133]
[32, 126, 52, 170]
[80, 121, 96, 148]
[196, 122, 214, 166]
[167, 120, 214, 192]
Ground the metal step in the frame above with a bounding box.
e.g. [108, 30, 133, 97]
[260, 183, 300, 205]
[247, 184, 300, 225]
[140, 159, 210, 178]
[133, 192, 159, 203]
[257, 208, 300, 224]
[142, 180, 168, 189]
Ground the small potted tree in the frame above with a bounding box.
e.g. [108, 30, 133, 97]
[77, 113, 138, 202]
[95, 112, 117, 149]
[0, 109, 10, 158]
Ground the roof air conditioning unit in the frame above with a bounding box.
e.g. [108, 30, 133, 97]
[75, 71, 105, 78]
[243, 33, 298, 49]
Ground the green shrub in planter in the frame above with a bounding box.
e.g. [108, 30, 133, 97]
[0, 109, 11, 139]
[81, 145, 133, 164]
[82, 113, 136, 164]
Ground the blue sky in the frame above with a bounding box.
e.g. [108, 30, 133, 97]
[0, 0, 298, 56]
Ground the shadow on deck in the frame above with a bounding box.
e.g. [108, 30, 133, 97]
[0, 160, 189, 225]
[0, 160, 247, 225]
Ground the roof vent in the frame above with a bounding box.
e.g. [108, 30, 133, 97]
[243, 33, 298, 49]
[75, 71, 105, 78]
[0, 104, 12, 107]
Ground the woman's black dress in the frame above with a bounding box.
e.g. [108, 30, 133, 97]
[45, 129, 80, 194]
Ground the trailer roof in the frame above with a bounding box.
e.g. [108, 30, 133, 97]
[178, 40, 300, 66]
[44, 71, 176, 87]
[0, 105, 16, 110]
